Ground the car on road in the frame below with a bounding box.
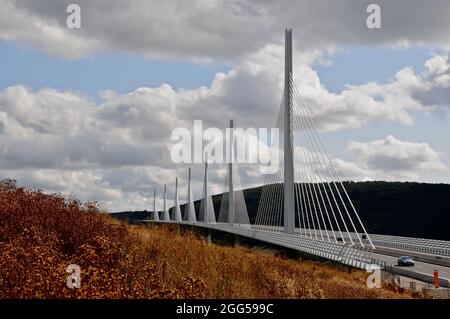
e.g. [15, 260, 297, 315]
[397, 256, 415, 267]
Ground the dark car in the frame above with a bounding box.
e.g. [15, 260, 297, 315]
[397, 256, 415, 267]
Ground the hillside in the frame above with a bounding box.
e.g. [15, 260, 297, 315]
[0, 178, 422, 298]
[116, 181, 450, 241]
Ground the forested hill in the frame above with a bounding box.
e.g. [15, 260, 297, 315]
[113, 181, 450, 241]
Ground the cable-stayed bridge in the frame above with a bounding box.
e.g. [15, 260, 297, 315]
[143, 30, 450, 288]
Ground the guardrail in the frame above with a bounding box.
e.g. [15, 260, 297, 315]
[290, 227, 450, 257]
[369, 257, 450, 288]
[370, 234, 450, 256]
[264, 227, 450, 257]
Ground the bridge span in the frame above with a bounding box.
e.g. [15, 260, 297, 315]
[142, 30, 450, 290]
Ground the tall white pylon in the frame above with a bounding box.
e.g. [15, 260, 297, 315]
[163, 184, 170, 221]
[153, 188, 159, 221]
[174, 177, 182, 221]
[203, 160, 209, 223]
[186, 167, 197, 222]
[283, 28, 295, 235]
[200, 157, 216, 223]
[228, 119, 235, 226]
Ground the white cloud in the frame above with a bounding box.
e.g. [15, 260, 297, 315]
[331, 159, 375, 181]
[1, 43, 450, 210]
[1, 0, 450, 60]
[348, 135, 447, 180]
[411, 54, 450, 113]
[0, 0, 101, 59]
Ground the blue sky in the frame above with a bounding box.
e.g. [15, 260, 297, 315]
[0, 42, 435, 98]
[1, 39, 449, 185]
[0, 41, 231, 99]
[4, 40, 448, 179]
[316, 46, 450, 183]
[314, 46, 433, 93]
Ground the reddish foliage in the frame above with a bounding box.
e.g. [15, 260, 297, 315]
[0, 179, 424, 299]
[0, 179, 202, 298]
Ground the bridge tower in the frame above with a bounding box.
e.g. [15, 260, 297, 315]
[186, 167, 196, 222]
[200, 156, 216, 223]
[284, 28, 295, 235]
[174, 177, 182, 221]
[203, 160, 209, 223]
[228, 119, 235, 226]
[153, 188, 159, 221]
[163, 184, 170, 221]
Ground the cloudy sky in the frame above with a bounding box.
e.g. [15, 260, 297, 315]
[0, 0, 449, 211]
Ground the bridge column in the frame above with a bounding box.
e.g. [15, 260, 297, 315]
[174, 177, 182, 221]
[201, 156, 216, 224]
[187, 167, 196, 222]
[163, 184, 170, 221]
[228, 119, 235, 226]
[203, 160, 209, 224]
[284, 28, 295, 235]
[153, 188, 159, 221]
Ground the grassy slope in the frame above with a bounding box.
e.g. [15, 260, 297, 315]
[0, 179, 426, 299]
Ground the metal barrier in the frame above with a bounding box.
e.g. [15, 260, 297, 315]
[370, 234, 450, 256]
[294, 227, 450, 256]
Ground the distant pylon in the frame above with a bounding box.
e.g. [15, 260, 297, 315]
[163, 184, 170, 221]
[186, 168, 196, 222]
[218, 123, 250, 226]
[153, 188, 159, 221]
[200, 156, 216, 223]
[174, 177, 182, 221]
[228, 119, 235, 226]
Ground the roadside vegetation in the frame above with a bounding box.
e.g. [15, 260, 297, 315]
[0, 179, 426, 298]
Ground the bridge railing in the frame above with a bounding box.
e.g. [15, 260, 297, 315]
[370, 234, 450, 256]
[368, 257, 450, 289]
[148, 219, 450, 257]
[291, 227, 450, 257]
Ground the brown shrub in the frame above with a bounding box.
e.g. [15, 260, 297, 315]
[0, 179, 188, 298]
[0, 179, 427, 299]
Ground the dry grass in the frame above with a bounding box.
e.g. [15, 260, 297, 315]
[0, 179, 426, 299]
[133, 225, 424, 299]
